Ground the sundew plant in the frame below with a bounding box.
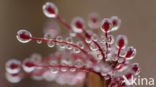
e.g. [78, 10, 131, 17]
[5, 2, 140, 87]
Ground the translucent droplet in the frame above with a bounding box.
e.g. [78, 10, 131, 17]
[66, 44, 73, 50]
[60, 67, 68, 72]
[66, 37, 73, 43]
[119, 49, 126, 57]
[73, 48, 80, 53]
[50, 67, 59, 74]
[125, 46, 136, 60]
[100, 18, 112, 33]
[88, 13, 100, 29]
[69, 68, 76, 72]
[56, 36, 63, 41]
[44, 33, 53, 40]
[61, 59, 72, 65]
[16, 29, 32, 43]
[22, 59, 35, 73]
[116, 35, 128, 49]
[110, 16, 121, 32]
[59, 43, 66, 48]
[75, 60, 83, 68]
[118, 57, 124, 63]
[71, 17, 84, 33]
[42, 2, 58, 18]
[36, 39, 42, 44]
[6, 59, 21, 74]
[65, 37, 73, 49]
[6, 73, 22, 83]
[31, 53, 42, 63]
[90, 42, 98, 51]
[56, 36, 63, 46]
[96, 54, 103, 61]
[125, 72, 133, 80]
[131, 63, 140, 75]
[47, 40, 55, 48]
[60, 59, 70, 72]
[85, 38, 92, 44]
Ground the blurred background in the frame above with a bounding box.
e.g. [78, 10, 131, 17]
[0, 0, 156, 87]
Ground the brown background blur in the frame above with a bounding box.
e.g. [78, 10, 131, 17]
[0, 0, 156, 87]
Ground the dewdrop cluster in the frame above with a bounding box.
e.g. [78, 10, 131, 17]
[5, 2, 140, 87]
